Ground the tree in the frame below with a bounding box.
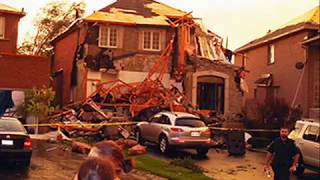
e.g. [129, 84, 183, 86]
[18, 0, 86, 57]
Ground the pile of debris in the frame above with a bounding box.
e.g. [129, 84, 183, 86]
[48, 79, 193, 141]
[48, 98, 132, 141]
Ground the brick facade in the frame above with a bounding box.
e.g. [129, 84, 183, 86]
[235, 30, 319, 118]
[0, 53, 50, 89]
[0, 13, 21, 53]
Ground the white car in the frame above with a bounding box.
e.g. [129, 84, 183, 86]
[289, 119, 320, 176]
[135, 111, 212, 156]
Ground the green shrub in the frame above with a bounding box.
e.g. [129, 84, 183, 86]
[256, 98, 290, 129]
[16, 87, 56, 122]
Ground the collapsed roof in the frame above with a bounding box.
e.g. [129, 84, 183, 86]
[83, 0, 189, 26]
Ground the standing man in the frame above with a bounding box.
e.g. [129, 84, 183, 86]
[265, 126, 300, 180]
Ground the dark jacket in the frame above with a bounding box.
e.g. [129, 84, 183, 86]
[267, 137, 298, 167]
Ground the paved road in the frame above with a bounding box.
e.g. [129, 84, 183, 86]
[0, 140, 318, 180]
[0, 140, 85, 180]
[0, 140, 164, 180]
[146, 144, 320, 180]
[197, 148, 320, 180]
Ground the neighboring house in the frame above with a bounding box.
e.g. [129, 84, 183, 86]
[52, 0, 243, 115]
[234, 6, 320, 118]
[0, 3, 50, 114]
[0, 3, 23, 53]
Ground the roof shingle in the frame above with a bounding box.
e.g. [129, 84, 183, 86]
[83, 0, 188, 26]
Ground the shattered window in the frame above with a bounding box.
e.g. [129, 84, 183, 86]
[99, 25, 118, 48]
[143, 31, 161, 51]
[0, 16, 5, 39]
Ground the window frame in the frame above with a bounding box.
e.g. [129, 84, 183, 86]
[159, 115, 171, 125]
[267, 44, 275, 65]
[142, 30, 161, 51]
[151, 115, 161, 123]
[99, 25, 119, 48]
[175, 117, 206, 127]
[0, 16, 5, 39]
[302, 125, 319, 142]
[242, 53, 247, 67]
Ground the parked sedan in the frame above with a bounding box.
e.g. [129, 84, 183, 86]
[0, 117, 32, 166]
[135, 111, 212, 156]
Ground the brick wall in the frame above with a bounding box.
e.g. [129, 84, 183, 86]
[53, 27, 86, 104]
[308, 44, 320, 118]
[0, 13, 21, 53]
[0, 53, 49, 89]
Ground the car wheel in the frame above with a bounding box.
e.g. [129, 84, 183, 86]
[159, 135, 169, 154]
[196, 147, 209, 157]
[135, 129, 145, 145]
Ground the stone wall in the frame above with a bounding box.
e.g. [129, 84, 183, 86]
[114, 54, 172, 73]
[185, 60, 243, 115]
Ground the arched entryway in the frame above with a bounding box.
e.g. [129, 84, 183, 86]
[197, 76, 225, 112]
[192, 71, 229, 114]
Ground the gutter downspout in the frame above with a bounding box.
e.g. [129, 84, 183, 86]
[290, 45, 308, 108]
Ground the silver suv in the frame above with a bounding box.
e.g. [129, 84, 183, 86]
[135, 111, 212, 156]
[289, 119, 320, 175]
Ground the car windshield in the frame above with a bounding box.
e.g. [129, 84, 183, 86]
[175, 118, 206, 127]
[0, 120, 26, 132]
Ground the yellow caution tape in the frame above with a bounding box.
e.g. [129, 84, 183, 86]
[22, 122, 279, 132]
[23, 122, 138, 127]
[209, 127, 280, 132]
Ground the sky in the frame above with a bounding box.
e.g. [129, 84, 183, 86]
[1, 0, 319, 50]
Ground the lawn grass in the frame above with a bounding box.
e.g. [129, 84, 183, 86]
[130, 154, 212, 180]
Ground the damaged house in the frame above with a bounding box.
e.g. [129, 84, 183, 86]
[51, 0, 244, 115]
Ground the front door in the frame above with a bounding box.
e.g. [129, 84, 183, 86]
[197, 82, 224, 113]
